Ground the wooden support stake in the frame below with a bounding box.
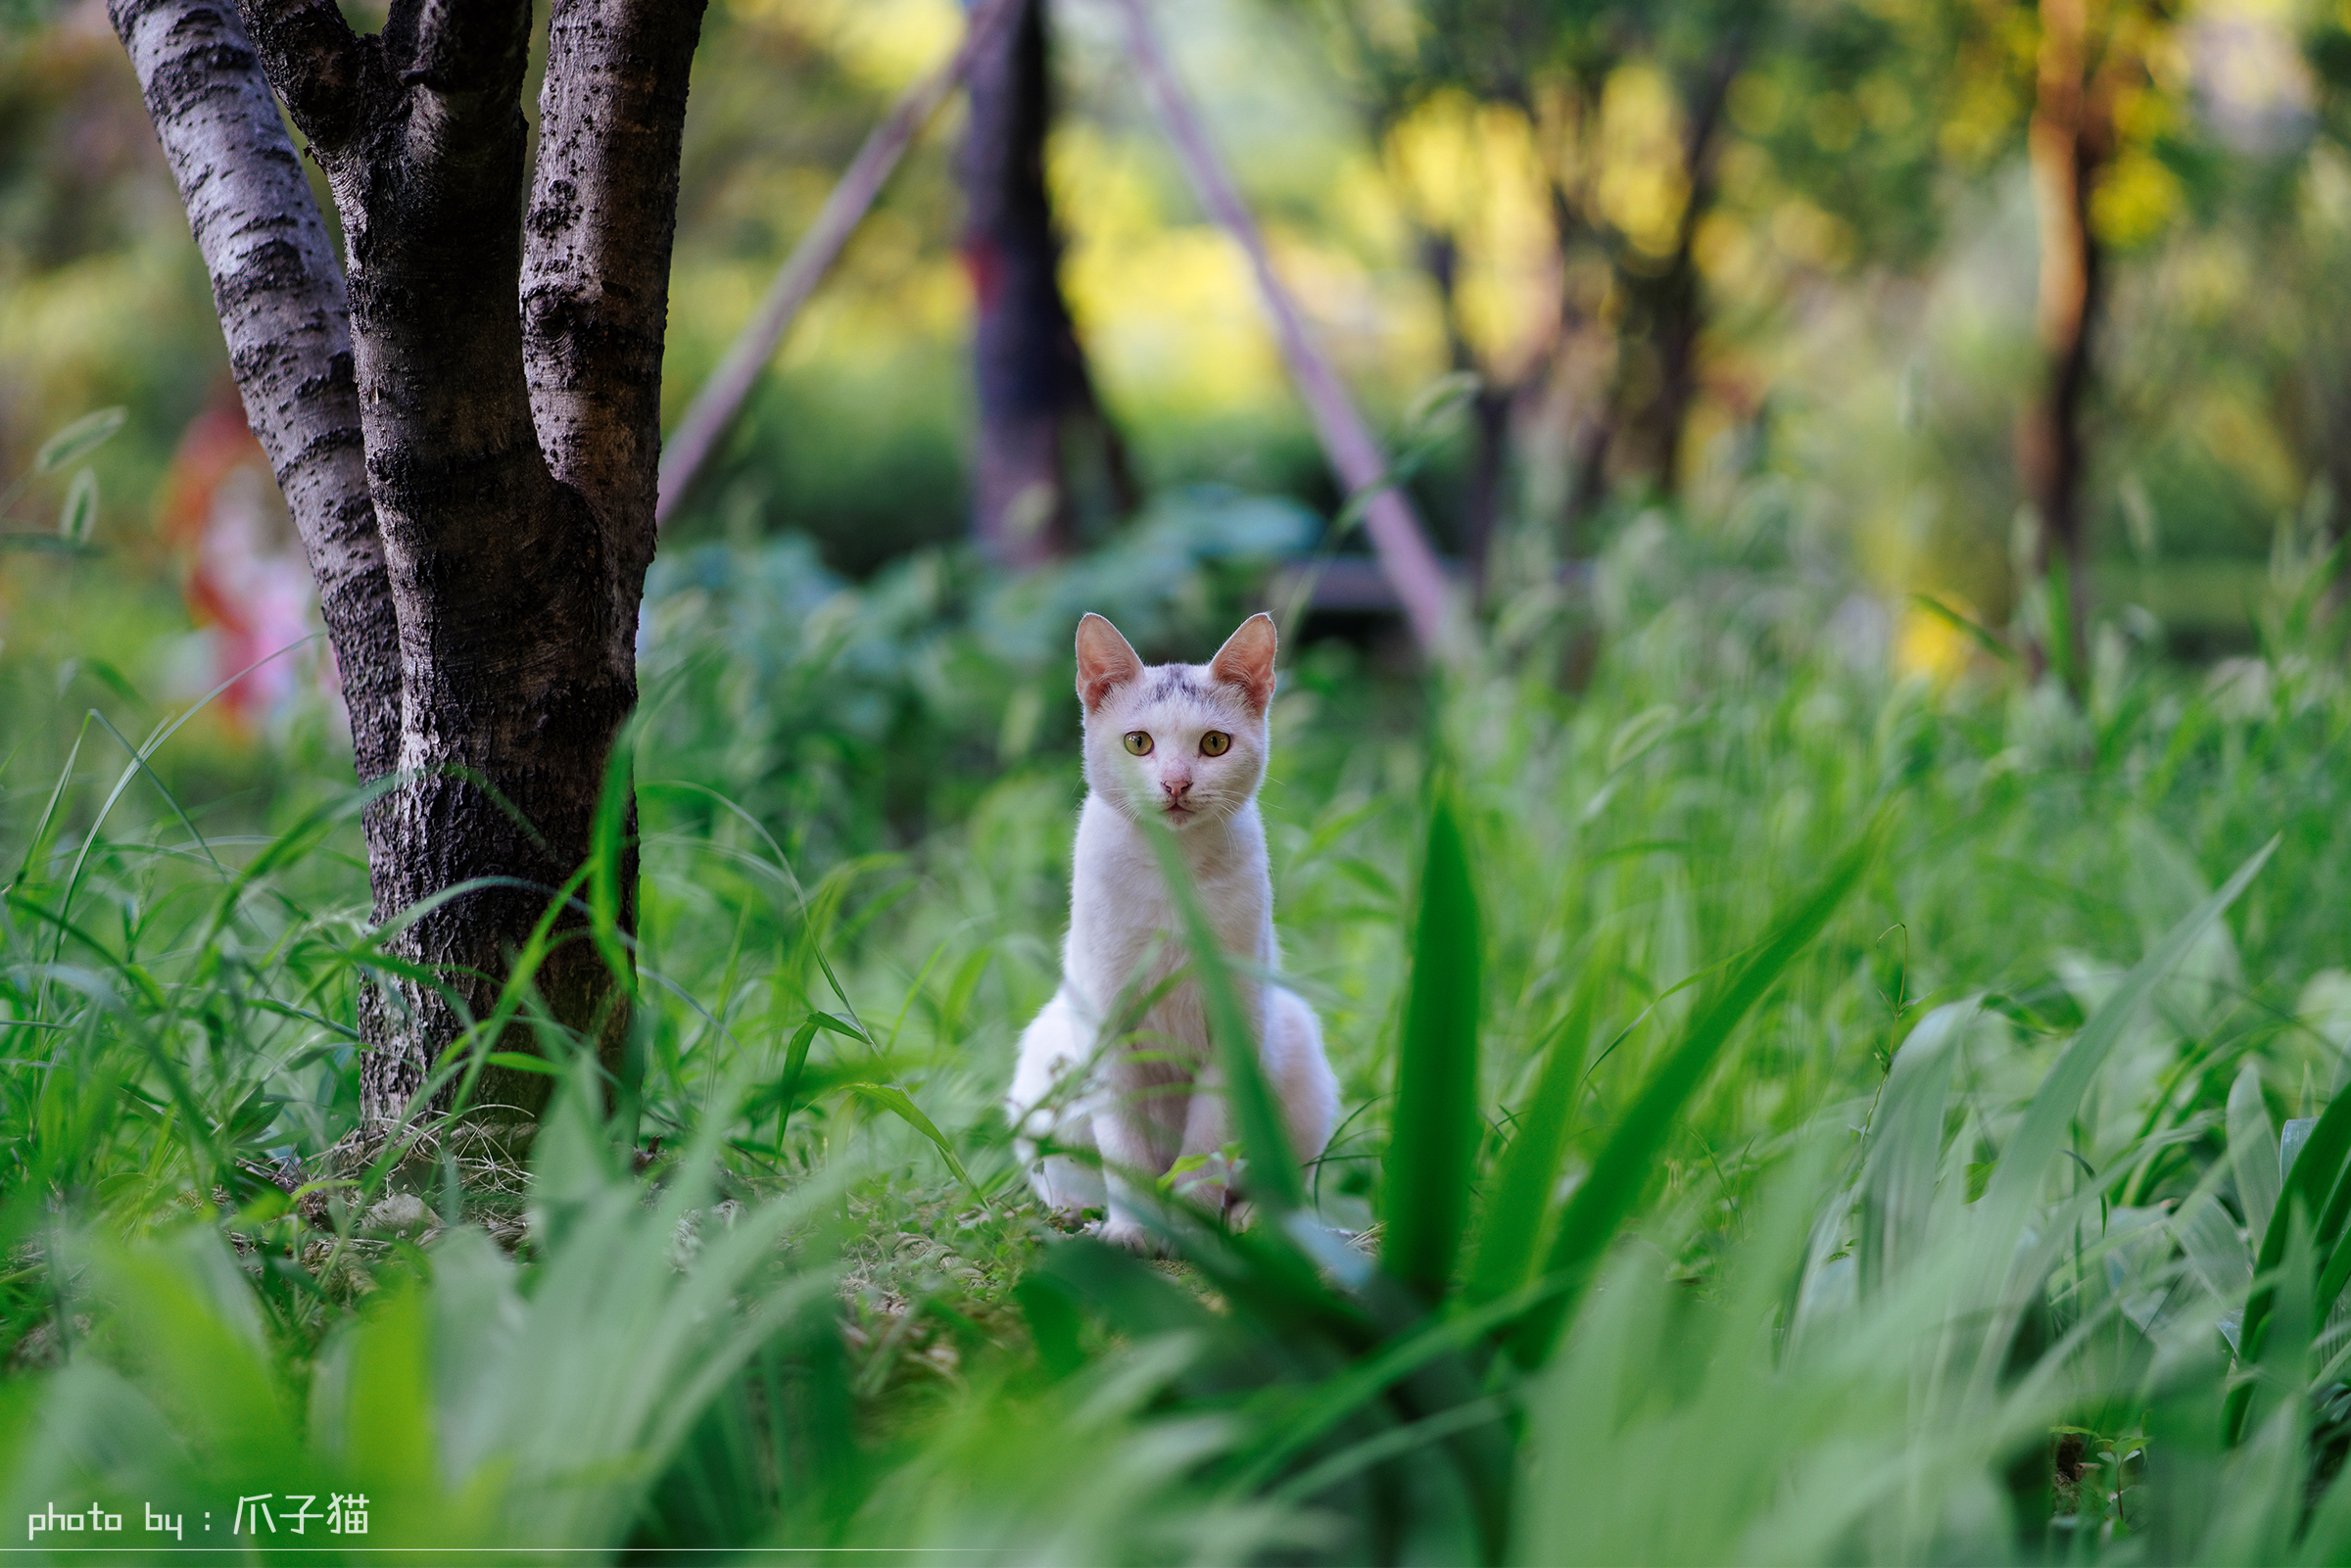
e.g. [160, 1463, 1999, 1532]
[655, 0, 1024, 528]
[1110, 0, 1463, 661]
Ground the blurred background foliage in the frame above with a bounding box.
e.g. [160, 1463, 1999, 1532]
[12, 0, 2351, 705]
[655, 0, 2351, 640]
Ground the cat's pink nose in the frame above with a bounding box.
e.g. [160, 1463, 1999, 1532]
[1161, 777, 1193, 805]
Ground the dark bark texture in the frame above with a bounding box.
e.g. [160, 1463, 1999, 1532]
[960, 0, 1131, 566]
[116, 0, 707, 1129]
[1416, 229, 1513, 591]
[2019, 0, 2113, 687]
[1605, 37, 1743, 498]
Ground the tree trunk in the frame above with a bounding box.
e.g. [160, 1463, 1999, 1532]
[960, 0, 1131, 567]
[1607, 39, 1743, 498]
[2020, 0, 2108, 689]
[1415, 228, 1513, 594]
[107, 0, 402, 808]
[1524, 90, 1612, 556]
[115, 0, 707, 1132]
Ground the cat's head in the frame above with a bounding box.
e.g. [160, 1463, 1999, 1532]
[1074, 612, 1277, 830]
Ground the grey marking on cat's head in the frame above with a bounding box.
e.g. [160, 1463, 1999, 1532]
[1147, 669, 1202, 702]
[1075, 613, 1278, 832]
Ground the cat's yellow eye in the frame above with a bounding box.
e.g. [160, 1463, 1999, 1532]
[1124, 731, 1154, 756]
[1199, 731, 1231, 757]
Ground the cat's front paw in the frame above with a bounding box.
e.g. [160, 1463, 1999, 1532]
[1094, 1215, 1174, 1258]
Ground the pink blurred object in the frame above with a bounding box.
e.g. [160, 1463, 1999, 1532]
[160, 401, 331, 734]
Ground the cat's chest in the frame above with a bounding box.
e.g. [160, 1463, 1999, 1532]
[1066, 798, 1269, 1005]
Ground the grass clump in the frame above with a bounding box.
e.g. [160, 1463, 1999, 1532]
[5, 508, 2351, 1561]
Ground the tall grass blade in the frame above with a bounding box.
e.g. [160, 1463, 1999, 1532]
[5, 712, 89, 892]
[2230, 1061, 2280, 1244]
[1463, 942, 1605, 1306]
[1510, 814, 1885, 1363]
[47, 638, 327, 958]
[841, 1081, 986, 1203]
[1383, 793, 1482, 1299]
[1980, 837, 2275, 1246]
[1858, 1001, 1967, 1295]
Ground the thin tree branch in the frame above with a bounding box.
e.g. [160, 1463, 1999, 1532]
[524, 0, 709, 643]
[654, 0, 1024, 529]
[1112, 0, 1463, 662]
[111, 0, 400, 784]
[231, 0, 374, 152]
[401, 0, 535, 158]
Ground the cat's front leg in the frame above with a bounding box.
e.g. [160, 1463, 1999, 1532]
[1173, 1069, 1236, 1223]
[1008, 990, 1108, 1218]
[1091, 1101, 1176, 1257]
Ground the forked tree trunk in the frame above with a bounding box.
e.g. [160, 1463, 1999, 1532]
[2019, 0, 2109, 688]
[960, 0, 1131, 566]
[113, 0, 706, 1130]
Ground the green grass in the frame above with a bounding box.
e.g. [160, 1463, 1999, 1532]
[8, 506, 2351, 1561]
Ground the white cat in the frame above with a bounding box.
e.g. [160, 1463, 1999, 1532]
[1006, 611, 1338, 1252]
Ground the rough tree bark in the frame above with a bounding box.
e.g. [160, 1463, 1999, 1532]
[114, 0, 707, 1130]
[108, 0, 402, 808]
[2019, 0, 2111, 688]
[959, 0, 1132, 566]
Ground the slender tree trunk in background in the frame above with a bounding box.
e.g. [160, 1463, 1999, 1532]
[115, 0, 707, 1131]
[1462, 388, 1511, 592]
[1527, 117, 1613, 556]
[960, 0, 1132, 567]
[1607, 39, 1743, 498]
[1416, 229, 1512, 594]
[659, 0, 1021, 529]
[2021, 0, 2108, 688]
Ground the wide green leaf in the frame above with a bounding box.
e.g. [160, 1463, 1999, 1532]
[2229, 1062, 2280, 1246]
[1383, 793, 1483, 1299]
[1857, 1000, 1967, 1295]
[2231, 1071, 2351, 1442]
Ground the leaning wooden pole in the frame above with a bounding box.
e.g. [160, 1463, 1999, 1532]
[1111, 0, 1463, 661]
[656, 0, 1023, 528]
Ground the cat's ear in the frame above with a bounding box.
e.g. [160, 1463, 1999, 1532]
[1210, 612, 1278, 713]
[1076, 613, 1144, 712]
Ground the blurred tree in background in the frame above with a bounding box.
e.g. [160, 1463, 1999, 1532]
[0, 0, 2347, 738]
[959, 0, 1135, 565]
